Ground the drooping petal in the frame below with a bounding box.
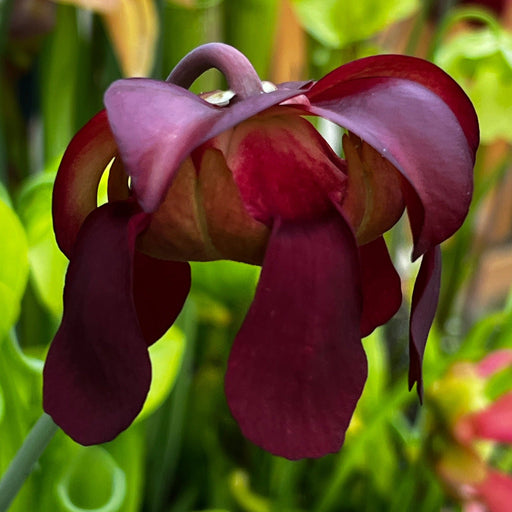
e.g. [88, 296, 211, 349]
[409, 246, 442, 399]
[44, 201, 153, 444]
[475, 470, 512, 512]
[359, 236, 402, 337]
[133, 252, 190, 346]
[104, 79, 306, 212]
[226, 114, 346, 224]
[458, 392, 512, 445]
[225, 215, 367, 459]
[305, 55, 477, 258]
[53, 110, 117, 258]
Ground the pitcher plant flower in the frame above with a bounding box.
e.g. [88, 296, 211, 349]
[428, 350, 512, 512]
[43, 43, 478, 459]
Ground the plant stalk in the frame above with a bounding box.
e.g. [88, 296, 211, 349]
[0, 413, 58, 512]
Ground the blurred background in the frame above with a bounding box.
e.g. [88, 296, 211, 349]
[1, 0, 512, 511]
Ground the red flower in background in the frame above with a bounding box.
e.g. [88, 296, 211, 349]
[431, 350, 512, 512]
[43, 43, 478, 459]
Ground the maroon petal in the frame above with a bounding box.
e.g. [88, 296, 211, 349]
[225, 216, 367, 459]
[225, 113, 347, 224]
[305, 56, 477, 258]
[53, 110, 117, 257]
[133, 251, 190, 345]
[104, 79, 305, 213]
[44, 201, 154, 444]
[307, 55, 479, 155]
[408, 246, 442, 399]
[359, 236, 402, 337]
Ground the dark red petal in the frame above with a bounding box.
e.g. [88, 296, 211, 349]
[104, 79, 305, 212]
[307, 54, 479, 155]
[44, 202, 153, 445]
[408, 246, 442, 399]
[305, 58, 476, 258]
[359, 236, 402, 337]
[225, 216, 367, 459]
[133, 252, 190, 346]
[226, 114, 347, 224]
[53, 110, 117, 258]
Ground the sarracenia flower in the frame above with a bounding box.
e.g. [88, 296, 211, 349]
[43, 43, 478, 459]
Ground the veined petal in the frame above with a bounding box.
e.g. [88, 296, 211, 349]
[44, 201, 152, 444]
[225, 215, 367, 459]
[409, 246, 442, 399]
[104, 79, 306, 213]
[358, 236, 402, 337]
[305, 56, 476, 258]
[226, 114, 347, 224]
[53, 110, 117, 258]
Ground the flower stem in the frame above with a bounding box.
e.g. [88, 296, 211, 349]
[166, 42, 264, 98]
[0, 413, 58, 512]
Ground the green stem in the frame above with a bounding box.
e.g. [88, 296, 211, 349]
[427, 6, 503, 59]
[0, 413, 58, 512]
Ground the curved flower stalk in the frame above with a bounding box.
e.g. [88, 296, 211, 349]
[43, 43, 478, 460]
[428, 350, 512, 512]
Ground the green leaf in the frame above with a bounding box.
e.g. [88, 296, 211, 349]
[225, 0, 279, 77]
[0, 182, 12, 207]
[136, 326, 186, 422]
[291, 0, 419, 49]
[40, 4, 80, 163]
[105, 426, 146, 512]
[0, 197, 29, 342]
[191, 260, 259, 312]
[17, 173, 68, 319]
[485, 365, 512, 402]
[435, 27, 512, 143]
[0, 383, 4, 424]
[57, 446, 127, 512]
[360, 328, 388, 410]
